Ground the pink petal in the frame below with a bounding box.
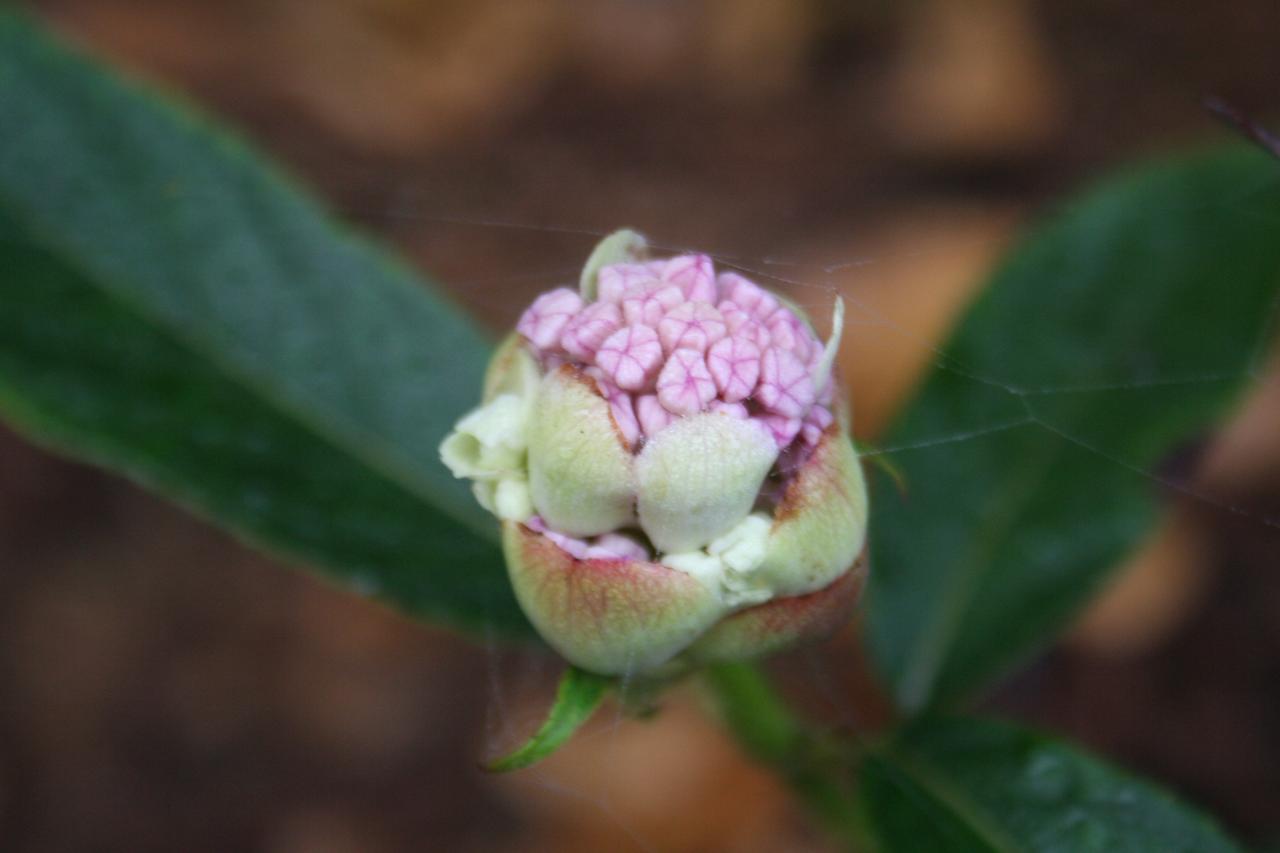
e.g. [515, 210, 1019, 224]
[585, 532, 650, 561]
[657, 348, 717, 416]
[661, 254, 717, 303]
[610, 401, 640, 449]
[516, 287, 584, 351]
[544, 528, 590, 560]
[760, 413, 803, 448]
[562, 301, 623, 361]
[622, 282, 685, 327]
[767, 310, 817, 363]
[742, 322, 773, 349]
[709, 400, 749, 419]
[657, 302, 728, 354]
[719, 272, 779, 320]
[763, 311, 796, 348]
[597, 263, 659, 303]
[801, 404, 834, 446]
[807, 403, 835, 430]
[718, 300, 748, 326]
[635, 394, 673, 438]
[596, 324, 664, 391]
[527, 515, 592, 559]
[596, 378, 641, 450]
[775, 440, 810, 477]
[758, 346, 816, 418]
[720, 301, 772, 349]
[706, 336, 761, 403]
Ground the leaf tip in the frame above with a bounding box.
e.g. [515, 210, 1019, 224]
[482, 666, 613, 773]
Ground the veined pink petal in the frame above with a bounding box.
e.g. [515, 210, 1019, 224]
[743, 322, 773, 349]
[718, 300, 748, 326]
[657, 348, 717, 415]
[719, 301, 772, 349]
[622, 282, 685, 327]
[597, 262, 660, 303]
[801, 404, 834, 446]
[516, 287, 583, 351]
[596, 324, 663, 391]
[758, 346, 816, 418]
[761, 413, 803, 447]
[635, 394, 673, 438]
[768, 316, 798, 351]
[706, 336, 761, 403]
[808, 341, 825, 368]
[658, 302, 728, 354]
[719, 272, 779, 320]
[661, 254, 717, 303]
[562, 301, 622, 361]
[597, 378, 641, 449]
[797, 332, 819, 364]
[766, 310, 816, 362]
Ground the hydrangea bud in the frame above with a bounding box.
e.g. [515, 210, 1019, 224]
[441, 230, 868, 676]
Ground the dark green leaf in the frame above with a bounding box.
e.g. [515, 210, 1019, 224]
[866, 145, 1280, 711]
[0, 10, 528, 634]
[858, 716, 1242, 853]
[486, 667, 611, 772]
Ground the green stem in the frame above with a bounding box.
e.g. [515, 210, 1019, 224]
[699, 663, 871, 850]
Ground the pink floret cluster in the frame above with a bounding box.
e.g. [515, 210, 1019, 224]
[525, 516, 649, 561]
[516, 253, 835, 454]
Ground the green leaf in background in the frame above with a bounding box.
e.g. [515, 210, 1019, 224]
[486, 667, 611, 772]
[0, 10, 529, 634]
[858, 716, 1242, 853]
[866, 144, 1280, 712]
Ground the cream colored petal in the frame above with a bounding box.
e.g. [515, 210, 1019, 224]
[493, 478, 533, 521]
[661, 514, 774, 609]
[439, 393, 527, 480]
[679, 562, 865, 666]
[812, 297, 845, 392]
[482, 333, 541, 403]
[527, 365, 636, 536]
[636, 412, 778, 553]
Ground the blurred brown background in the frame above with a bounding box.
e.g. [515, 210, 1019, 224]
[4, 1, 1280, 850]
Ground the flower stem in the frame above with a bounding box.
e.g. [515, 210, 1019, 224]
[699, 663, 870, 850]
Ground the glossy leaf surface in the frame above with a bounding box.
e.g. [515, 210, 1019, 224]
[859, 717, 1242, 853]
[0, 10, 528, 634]
[866, 145, 1280, 711]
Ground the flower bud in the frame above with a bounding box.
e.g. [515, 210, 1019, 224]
[441, 231, 868, 675]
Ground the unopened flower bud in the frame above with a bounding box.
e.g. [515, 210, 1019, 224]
[441, 230, 868, 675]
